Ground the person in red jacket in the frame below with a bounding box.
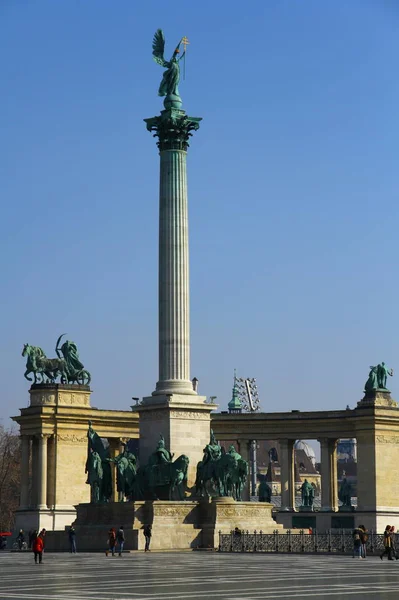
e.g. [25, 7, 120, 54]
[32, 533, 44, 564]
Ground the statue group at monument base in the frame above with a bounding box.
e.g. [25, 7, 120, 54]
[42, 497, 280, 552]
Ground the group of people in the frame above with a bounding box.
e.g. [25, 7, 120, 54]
[106, 526, 125, 557]
[380, 525, 399, 561]
[14, 528, 46, 563]
[353, 524, 399, 561]
[105, 524, 152, 556]
[352, 525, 368, 559]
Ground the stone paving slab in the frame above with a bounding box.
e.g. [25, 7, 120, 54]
[1, 551, 399, 599]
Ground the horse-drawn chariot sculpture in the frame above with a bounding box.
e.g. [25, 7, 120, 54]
[22, 334, 91, 385]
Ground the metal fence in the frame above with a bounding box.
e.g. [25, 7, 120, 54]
[219, 530, 396, 555]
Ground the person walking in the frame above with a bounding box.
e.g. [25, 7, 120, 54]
[28, 530, 35, 549]
[68, 525, 77, 554]
[16, 529, 25, 551]
[116, 526, 125, 557]
[352, 526, 363, 559]
[32, 532, 44, 564]
[389, 526, 399, 560]
[143, 524, 152, 552]
[359, 525, 368, 559]
[380, 525, 394, 560]
[106, 528, 116, 557]
[39, 529, 46, 552]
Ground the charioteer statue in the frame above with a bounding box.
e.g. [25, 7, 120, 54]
[22, 334, 91, 385]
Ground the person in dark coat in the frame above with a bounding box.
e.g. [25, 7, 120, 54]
[352, 526, 362, 559]
[116, 526, 125, 557]
[16, 529, 25, 551]
[359, 525, 368, 559]
[28, 530, 35, 549]
[389, 526, 399, 560]
[68, 525, 77, 554]
[143, 524, 152, 552]
[106, 528, 116, 557]
[39, 529, 46, 551]
[380, 525, 394, 560]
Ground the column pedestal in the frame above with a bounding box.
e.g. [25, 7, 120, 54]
[138, 396, 216, 490]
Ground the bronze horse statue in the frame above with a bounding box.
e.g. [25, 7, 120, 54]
[135, 454, 189, 501]
[22, 343, 68, 384]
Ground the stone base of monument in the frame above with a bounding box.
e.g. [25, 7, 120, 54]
[44, 497, 281, 551]
[357, 389, 398, 408]
[201, 497, 282, 549]
[14, 506, 76, 535]
[298, 505, 313, 512]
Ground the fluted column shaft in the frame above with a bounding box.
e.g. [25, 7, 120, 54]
[319, 438, 338, 511]
[37, 434, 48, 509]
[155, 149, 193, 394]
[238, 439, 250, 500]
[280, 439, 295, 511]
[20, 435, 30, 508]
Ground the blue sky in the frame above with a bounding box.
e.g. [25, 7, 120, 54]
[1, 0, 399, 426]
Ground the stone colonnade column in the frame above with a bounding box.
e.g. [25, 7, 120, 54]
[238, 439, 250, 500]
[31, 437, 38, 507]
[37, 434, 49, 509]
[144, 107, 201, 397]
[108, 439, 119, 503]
[280, 439, 295, 511]
[319, 438, 338, 511]
[19, 435, 30, 509]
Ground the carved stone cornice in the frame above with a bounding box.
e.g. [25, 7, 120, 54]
[144, 108, 201, 151]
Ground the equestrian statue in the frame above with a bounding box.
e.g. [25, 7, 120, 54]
[195, 431, 248, 501]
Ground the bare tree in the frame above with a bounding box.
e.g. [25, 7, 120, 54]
[0, 426, 20, 531]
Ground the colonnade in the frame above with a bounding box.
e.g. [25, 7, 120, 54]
[18, 434, 127, 510]
[19, 434, 50, 509]
[237, 437, 339, 510]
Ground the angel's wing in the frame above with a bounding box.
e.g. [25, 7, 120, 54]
[152, 29, 168, 67]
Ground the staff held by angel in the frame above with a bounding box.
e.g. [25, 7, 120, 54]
[152, 29, 188, 100]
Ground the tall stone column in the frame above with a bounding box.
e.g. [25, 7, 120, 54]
[144, 107, 201, 397]
[319, 438, 338, 511]
[109, 439, 120, 503]
[140, 105, 215, 490]
[238, 439, 250, 501]
[20, 435, 30, 509]
[37, 434, 49, 509]
[280, 439, 295, 511]
[31, 436, 38, 507]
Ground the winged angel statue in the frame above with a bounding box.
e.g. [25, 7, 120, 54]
[152, 29, 185, 100]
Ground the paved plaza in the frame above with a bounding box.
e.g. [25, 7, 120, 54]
[2, 552, 399, 600]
